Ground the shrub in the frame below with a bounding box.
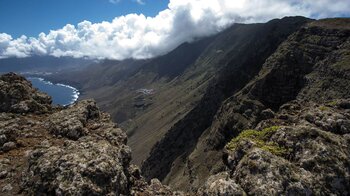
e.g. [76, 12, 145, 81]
[327, 101, 338, 106]
[225, 126, 289, 156]
[319, 106, 329, 111]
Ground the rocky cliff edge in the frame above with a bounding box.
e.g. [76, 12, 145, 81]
[0, 73, 179, 195]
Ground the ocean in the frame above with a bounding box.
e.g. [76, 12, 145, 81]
[27, 77, 79, 106]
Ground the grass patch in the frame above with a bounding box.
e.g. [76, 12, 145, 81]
[332, 53, 350, 70]
[327, 101, 338, 106]
[225, 126, 289, 156]
[319, 106, 329, 111]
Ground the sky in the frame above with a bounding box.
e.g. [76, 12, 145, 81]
[0, 0, 349, 60]
[0, 0, 169, 38]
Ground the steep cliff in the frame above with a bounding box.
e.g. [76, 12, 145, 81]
[142, 16, 312, 190]
[142, 18, 350, 193]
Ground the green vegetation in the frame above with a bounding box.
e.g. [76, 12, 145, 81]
[327, 101, 338, 106]
[319, 106, 330, 111]
[225, 126, 290, 156]
[332, 51, 350, 70]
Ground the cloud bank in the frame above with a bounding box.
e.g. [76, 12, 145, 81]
[1, 0, 349, 60]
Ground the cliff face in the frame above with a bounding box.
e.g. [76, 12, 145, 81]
[196, 18, 350, 195]
[141, 16, 312, 190]
[142, 18, 350, 193]
[209, 18, 350, 149]
[0, 73, 176, 195]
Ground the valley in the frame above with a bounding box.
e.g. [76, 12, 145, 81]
[48, 16, 312, 168]
[53, 17, 350, 192]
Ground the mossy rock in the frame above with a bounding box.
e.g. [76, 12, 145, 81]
[327, 101, 338, 106]
[225, 126, 289, 156]
[319, 106, 330, 111]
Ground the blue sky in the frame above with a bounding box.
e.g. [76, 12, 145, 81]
[0, 0, 169, 38]
[0, 0, 349, 60]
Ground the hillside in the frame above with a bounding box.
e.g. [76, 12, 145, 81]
[48, 17, 311, 167]
[140, 16, 311, 186]
[142, 18, 350, 193]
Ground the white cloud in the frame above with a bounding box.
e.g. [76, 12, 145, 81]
[109, 0, 121, 4]
[110, 0, 145, 5]
[135, 0, 145, 5]
[1, 0, 349, 60]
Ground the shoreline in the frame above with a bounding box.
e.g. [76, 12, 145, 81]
[27, 77, 80, 105]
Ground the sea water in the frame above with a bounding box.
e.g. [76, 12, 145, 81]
[27, 77, 79, 106]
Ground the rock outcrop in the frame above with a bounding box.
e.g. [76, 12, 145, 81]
[0, 73, 52, 114]
[0, 73, 178, 195]
[199, 100, 350, 195]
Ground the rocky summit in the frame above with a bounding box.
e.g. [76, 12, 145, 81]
[0, 73, 177, 195]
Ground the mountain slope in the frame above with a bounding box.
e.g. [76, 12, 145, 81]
[141, 16, 312, 191]
[45, 35, 219, 165]
[142, 19, 350, 192]
[51, 17, 311, 168]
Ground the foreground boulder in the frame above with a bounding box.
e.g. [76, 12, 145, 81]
[21, 100, 132, 195]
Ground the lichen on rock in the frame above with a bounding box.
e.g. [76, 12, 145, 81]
[0, 72, 52, 114]
[47, 99, 100, 140]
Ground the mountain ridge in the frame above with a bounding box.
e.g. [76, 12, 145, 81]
[141, 17, 350, 193]
[141, 16, 313, 189]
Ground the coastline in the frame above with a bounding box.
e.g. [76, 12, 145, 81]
[27, 77, 80, 105]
